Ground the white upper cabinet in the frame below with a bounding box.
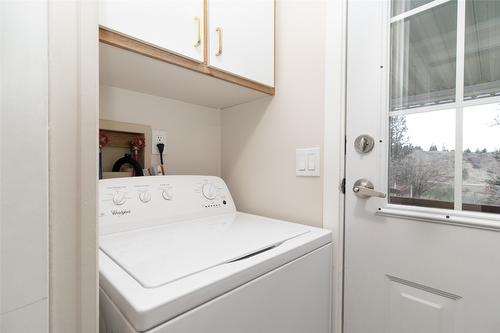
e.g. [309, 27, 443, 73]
[208, 0, 275, 87]
[99, 0, 275, 94]
[99, 0, 204, 62]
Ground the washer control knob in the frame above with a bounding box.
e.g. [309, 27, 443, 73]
[139, 191, 151, 203]
[162, 187, 174, 200]
[202, 183, 217, 200]
[112, 192, 127, 206]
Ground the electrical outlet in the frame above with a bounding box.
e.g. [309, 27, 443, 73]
[152, 129, 167, 155]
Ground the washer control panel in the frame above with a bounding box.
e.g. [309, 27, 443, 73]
[99, 176, 236, 235]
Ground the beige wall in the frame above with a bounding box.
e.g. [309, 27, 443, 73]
[221, 0, 326, 227]
[100, 85, 221, 176]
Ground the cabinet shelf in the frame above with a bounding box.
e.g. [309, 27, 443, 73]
[100, 39, 272, 109]
[100, 28, 274, 109]
[100, 29, 274, 96]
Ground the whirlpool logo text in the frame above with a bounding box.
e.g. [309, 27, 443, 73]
[111, 209, 131, 216]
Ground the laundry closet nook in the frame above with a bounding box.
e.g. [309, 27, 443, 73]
[98, 0, 326, 227]
[97, 1, 330, 333]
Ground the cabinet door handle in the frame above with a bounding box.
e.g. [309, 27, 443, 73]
[194, 16, 201, 48]
[215, 27, 223, 56]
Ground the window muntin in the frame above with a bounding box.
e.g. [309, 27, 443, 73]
[392, 0, 435, 17]
[389, 0, 500, 215]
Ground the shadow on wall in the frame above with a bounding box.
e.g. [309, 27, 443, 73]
[221, 96, 273, 172]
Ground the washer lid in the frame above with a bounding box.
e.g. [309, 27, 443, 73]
[99, 213, 309, 288]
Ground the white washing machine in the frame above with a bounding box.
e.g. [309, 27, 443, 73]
[99, 175, 332, 333]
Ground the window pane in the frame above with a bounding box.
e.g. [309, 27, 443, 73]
[390, 1, 457, 111]
[389, 110, 455, 208]
[462, 103, 500, 213]
[464, 0, 500, 100]
[392, 0, 434, 17]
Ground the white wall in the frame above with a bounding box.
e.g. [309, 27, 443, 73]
[0, 1, 49, 331]
[221, 0, 326, 227]
[100, 85, 221, 176]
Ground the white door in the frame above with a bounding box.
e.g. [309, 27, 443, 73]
[208, 0, 274, 87]
[99, 0, 204, 62]
[344, 0, 500, 332]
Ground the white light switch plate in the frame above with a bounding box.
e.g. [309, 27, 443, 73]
[152, 129, 167, 155]
[296, 148, 320, 177]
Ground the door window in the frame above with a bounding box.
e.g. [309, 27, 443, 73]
[389, 0, 500, 213]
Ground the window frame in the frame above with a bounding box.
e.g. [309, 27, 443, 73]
[380, 0, 500, 228]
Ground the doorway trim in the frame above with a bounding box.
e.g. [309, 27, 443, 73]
[323, 0, 348, 332]
[48, 1, 99, 332]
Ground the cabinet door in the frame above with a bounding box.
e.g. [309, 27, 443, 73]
[100, 0, 204, 62]
[208, 0, 275, 87]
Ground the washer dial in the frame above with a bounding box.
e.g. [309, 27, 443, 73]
[139, 191, 151, 203]
[202, 183, 217, 200]
[162, 187, 174, 200]
[112, 192, 127, 206]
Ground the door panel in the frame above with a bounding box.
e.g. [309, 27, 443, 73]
[208, 0, 274, 87]
[99, 0, 204, 62]
[387, 275, 462, 333]
[344, 1, 500, 332]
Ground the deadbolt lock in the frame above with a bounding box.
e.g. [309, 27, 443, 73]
[354, 135, 375, 154]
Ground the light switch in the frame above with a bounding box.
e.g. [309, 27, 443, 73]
[296, 149, 306, 175]
[307, 154, 316, 170]
[298, 157, 306, 171]
[296, 148, 320, 177]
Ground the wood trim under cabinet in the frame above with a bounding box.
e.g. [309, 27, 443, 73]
[99, 28, 275, 95]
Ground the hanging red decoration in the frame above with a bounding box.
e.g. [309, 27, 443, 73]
[99, 133, 109, 150]
[130, 136, 146, 176]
